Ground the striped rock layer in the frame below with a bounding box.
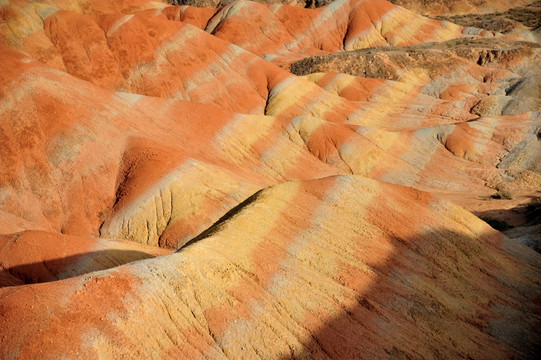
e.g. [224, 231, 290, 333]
[0, 0, 540, 359]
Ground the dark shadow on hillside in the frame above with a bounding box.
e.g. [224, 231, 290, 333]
[473, 195, 541, 228]
[0, 249, 154, 288]
[177, 188, 264, 251]
[504, 224, 541, 254]
[472, 196, 541, 253]
[276, 228, 541, 360]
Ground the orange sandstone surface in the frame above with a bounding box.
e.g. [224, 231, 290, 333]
[0, 0, 540, 359]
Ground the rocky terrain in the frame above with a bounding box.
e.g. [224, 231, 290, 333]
[390, 0, 536, 16]
[0, 0, 540, 358]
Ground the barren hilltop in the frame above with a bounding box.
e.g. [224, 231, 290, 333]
[0, 0, 540, 359]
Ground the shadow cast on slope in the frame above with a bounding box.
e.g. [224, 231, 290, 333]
[0, 249, 154, 288]
[276, 228, 541, 360]
[178, 188, 265, 251]
[473, 194, 541, 229]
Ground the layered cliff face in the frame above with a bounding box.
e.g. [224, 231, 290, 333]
[0, 0, 540, 359]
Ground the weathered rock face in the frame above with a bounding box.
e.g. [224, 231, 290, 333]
[0, 0, 540, 359]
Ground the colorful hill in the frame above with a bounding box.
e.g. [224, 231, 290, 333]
[0, 0, 540, 358]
